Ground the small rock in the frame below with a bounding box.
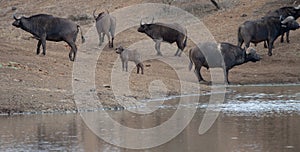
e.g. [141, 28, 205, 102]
[241, 14, 247, 17]
[103, 84, 111, 88]
[11, 6, 17, 11]
[13, 78, 22, 82]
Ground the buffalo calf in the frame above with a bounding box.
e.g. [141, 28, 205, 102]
[189, 42, 261, 84]
[115, 46, 144, 74]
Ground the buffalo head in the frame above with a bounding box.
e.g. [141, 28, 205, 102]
[115, 46, 124, 54]
[137, 18, 154, 33]
[281, 16, 300, 30]
[12, 14, 22, 28]
[245, 47, 261, 62]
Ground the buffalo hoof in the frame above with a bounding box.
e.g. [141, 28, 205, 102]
[157, 53, 163, 56]
[199, 80, 210, 85]
[70, 58, 75, 62]
[268, 52, 272, 56]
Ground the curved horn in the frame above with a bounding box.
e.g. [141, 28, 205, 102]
[281, 16, 295, 24]
[13, 14, 18, 20]
[93, 9, 97, 20]
[151, 17, 154, 24]
[246, 47, 256, 54]
[140, 19, 143, 25]
[295, 5, 300, 10]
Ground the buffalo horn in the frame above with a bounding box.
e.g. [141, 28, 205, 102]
[140, 19, 145, 25]
[281, 16, 295, 24]
[151, 17, 154, 24]
[13, 14, 18, 20]
[295, 5, 300, 10]
[246, 47, 255, 54]
[93, 9, 97, 20]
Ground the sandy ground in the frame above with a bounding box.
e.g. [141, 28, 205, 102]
[0, 0, 299, 114]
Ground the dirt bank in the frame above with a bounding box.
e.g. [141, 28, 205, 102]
[0, 0, 299, 114]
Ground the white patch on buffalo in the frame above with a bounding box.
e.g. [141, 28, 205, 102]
[217, 43, 222, 53]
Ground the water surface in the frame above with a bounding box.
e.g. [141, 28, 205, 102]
[0, 85, 299, 151]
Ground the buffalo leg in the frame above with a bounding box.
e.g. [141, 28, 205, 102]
[41, 35, 47, 56]
[66, 40, 77, 61]
[174, 48, 183, 57]
[98, 33, 103, 46]
[110, 30, 115, 48]
[110, 37, 114, 48]
[36, 40, 42, 55]
[141, 64, 144, 74]
[138, 63, 144, 74]
[268, 40, 274, 56]
[263, 41, 268, 48]
[194, 66, 205, 82]
[122, 61, 125, 71]
[105, 32, 112, 48]
[224, 69, 229, 85]
[245, 42, 250, 48]
[125, 61, 128, 72]
[155, 40, 163, 56]
[280, 33, 285, 43]
[286, 31, 290, 43]
[136, 64, 139, 74]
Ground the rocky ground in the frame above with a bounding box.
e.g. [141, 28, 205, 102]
[0, 0, 299, 114]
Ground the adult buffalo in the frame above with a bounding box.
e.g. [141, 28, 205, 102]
[189, 42, 261, 84]
[93, 9, 116, 48]
[137, 20, 187, 56]
[264, 5, 300, 43]
[238, 16, 299, 56]
[12, 14, 85, 61]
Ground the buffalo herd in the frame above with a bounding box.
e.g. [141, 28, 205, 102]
[12, 4, 300, 84]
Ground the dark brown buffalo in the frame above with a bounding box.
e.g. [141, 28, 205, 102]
[189, 42, 261, 84]
[264, 5, 300, 43]
[238, 16, 299, 56]
[12, 14, 85, 61]
[137, 20, 187, 56]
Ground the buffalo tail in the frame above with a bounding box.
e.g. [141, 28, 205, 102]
[77, 25, 85, 43]
[188, 48, 193, 71]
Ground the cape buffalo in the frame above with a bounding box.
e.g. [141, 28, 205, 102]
[12, 14, 85, 61]
[265, 5, 300, 43]
[93, 9, 116, 48]
[189, 42, 261, 84]
[115, 46, 144, 74]
[238, 16, 299, 56]
[137, 20, 187, 56]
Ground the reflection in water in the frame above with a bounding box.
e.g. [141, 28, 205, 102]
[0, 86, 299, 151]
